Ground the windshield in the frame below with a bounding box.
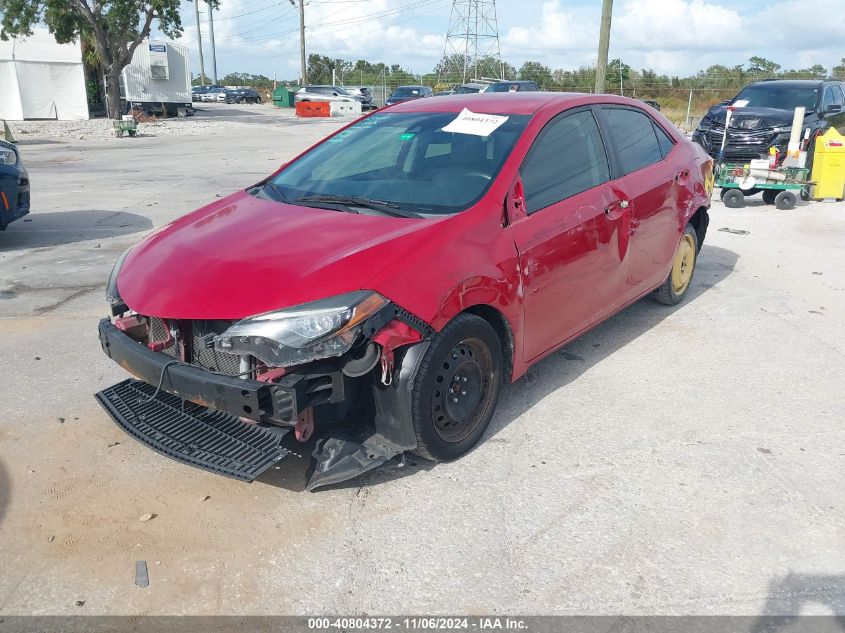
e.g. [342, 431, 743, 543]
[391, 87, 423, 98]
[455, 85, 482, 94]
[270, 111, 530, 215]
[334, 87, 351, 96]
[732, 85, 820, 111]
[484, 83, 513, 93]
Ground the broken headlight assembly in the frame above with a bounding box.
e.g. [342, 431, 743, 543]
[214, 290, 389, 368]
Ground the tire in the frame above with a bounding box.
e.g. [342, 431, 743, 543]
[800, 187, 811, 201]
[653, 224, 699, 306]
[410, 313, 503, 462]
[762, 189, 777, 205]
[722, 189, 745, 208]
[775, 190, 797, 210]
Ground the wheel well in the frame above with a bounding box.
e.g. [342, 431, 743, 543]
[462, 305, 515, 384]
[689, 207, 709, 252]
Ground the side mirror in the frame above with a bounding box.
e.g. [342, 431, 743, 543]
[825, 104, 843, 113]
[505, 175, 527, 226]
[332, 92, 338, 96]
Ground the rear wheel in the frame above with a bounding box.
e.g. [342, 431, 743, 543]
[411, 314, 502, 462]
[722, 189, 745, 208]
[762, 189, 777, 205]
[653, 224, 699, 306]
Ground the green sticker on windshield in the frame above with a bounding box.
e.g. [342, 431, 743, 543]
[399, 132, 415, 141]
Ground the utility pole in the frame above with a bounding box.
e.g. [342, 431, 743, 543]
[619, 59, 623, 96]
[207, 1, 218, 85]
[289, 0, 306, 85]
[594, 0, 613, 93]
[194, 0, 206, 85]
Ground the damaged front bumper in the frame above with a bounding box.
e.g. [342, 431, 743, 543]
[96, 315, 430, 490]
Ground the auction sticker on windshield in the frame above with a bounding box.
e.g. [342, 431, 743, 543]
[442, 108, 509, 136]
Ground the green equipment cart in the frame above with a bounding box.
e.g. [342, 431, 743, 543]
[716, 162, 811, 210]
[113, 119, 138, 138]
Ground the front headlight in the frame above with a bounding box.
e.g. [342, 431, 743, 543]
[215, 291, 389, 367]
[106, 248, 132, 309]
[0, 145, 18, 166]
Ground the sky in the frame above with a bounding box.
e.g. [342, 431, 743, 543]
[157, 0, 845, 81]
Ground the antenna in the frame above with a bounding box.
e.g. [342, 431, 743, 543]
[439, 0, 503, 85]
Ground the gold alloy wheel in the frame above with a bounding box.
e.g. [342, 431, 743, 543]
[671, 234, 696, 295]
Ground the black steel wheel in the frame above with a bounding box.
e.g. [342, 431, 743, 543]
[411, 314, 502, 461]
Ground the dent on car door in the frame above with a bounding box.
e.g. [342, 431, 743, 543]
[508, 107, 624, 362]
[598, 106, 686, 299]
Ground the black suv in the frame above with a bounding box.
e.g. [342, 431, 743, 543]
[693, 79, 845, 162]
[225, 88, 261, 104]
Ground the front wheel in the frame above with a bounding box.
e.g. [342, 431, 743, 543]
[775, 190, 797, 210]
[411, 314, 503, 462]
[653, 224, 699, 306]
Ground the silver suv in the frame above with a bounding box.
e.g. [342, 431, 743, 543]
[295, 85, 359, 104]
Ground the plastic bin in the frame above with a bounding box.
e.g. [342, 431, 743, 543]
[810, 128, 845, 201]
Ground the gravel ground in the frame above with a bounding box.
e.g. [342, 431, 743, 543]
[0, 104, 843, 617]
[7, 103, 343, 141]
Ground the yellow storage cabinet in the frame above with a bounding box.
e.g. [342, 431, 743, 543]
[811, 128, 845, 201]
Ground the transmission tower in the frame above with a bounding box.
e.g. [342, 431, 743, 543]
[439, 0, 503, 84]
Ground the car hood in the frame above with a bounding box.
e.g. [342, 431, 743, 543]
[117, 190, 449, 320]
[702, 105, 813, 129]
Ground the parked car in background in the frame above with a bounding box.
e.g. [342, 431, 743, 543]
[295, 85, 360, 104]
[693, 79, 845, 162]
[434, 89, 455, 96]
[225, 88, 262, 104]
[0, 140, 29, 230]
[191, 86, 210, 102]
[482, 80, 539, 93]
[201, 87, 226, 102]
[640, 99, 661, 111]
[455, 82, 487, 94]
[97, 93, 712, 491]
[341, 86, 376, 109]
[386, 85, 433, 106]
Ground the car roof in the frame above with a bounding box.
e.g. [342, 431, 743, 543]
[388, 91, 594, 115]
[395, 85, 426, 89]
[751, 79, 826, 87]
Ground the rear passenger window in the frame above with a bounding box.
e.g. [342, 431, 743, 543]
[832, 85, 845, 107]
[603, 107, 664, 174]
[520, 110, 610, 214]
[653, 122, 675, 158]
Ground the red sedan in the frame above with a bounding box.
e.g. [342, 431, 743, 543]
[97, 93, 713, 489]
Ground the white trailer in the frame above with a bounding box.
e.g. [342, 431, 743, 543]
[120, 40, 193, 117]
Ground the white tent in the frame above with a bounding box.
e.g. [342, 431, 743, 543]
[0, 29, 88, 121]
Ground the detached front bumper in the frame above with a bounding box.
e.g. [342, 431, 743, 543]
[97, 318, 344, 424]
